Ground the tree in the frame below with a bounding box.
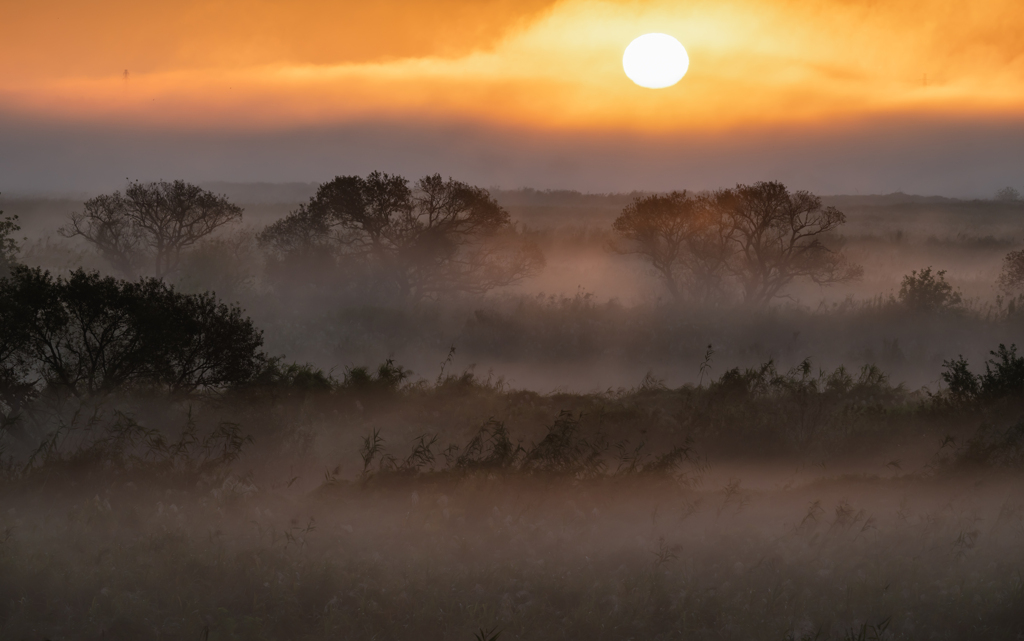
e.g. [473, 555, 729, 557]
[258, 172, 543, 301]
[61, 180, 243, 278]
[719, 181, 861, 307]
[0, 267, 267, 397]
[612, 191, 733, 303]
[898, 267, 962, 312]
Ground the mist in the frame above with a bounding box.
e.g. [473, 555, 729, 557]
[3, 170, 1024, 640]
[3, 112, 1024, 197]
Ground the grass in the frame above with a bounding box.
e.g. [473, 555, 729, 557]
[2, 466, 1023, 640]
[1, 357, 1024, 639]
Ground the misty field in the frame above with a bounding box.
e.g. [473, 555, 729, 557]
[4, 466, 1024, 640]
[3, 183, 1024, 639]
[2, 362, 1024, 641]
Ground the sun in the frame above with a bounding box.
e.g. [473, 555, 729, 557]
[622, 33, 689, 89]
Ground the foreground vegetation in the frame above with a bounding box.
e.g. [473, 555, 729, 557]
[1, 341, 1024, 639]
[2, 434, 1023, 640]
[2, 185, 1024, 638]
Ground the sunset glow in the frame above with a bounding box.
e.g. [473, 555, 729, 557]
[3, 0, 1023, 134]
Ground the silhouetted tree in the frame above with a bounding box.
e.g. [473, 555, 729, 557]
[612, 191, 733, 304]
[719, 181, 861, 307]
[898, 267, 962, 312]
[0, 267, 266, 397]
[258, 172, 543, 300]
[61, 181, 243, 278]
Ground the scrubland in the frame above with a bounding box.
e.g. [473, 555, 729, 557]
[2, 187, 1024, 639]
[2, 357, 1024, 640]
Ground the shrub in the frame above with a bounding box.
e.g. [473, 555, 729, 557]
[898, 267, 962, 312]
[0, 267, 267, 398]
[940, 356, 981, 405]
[940, 344, 1024, 405]
[340, 359, 410, 397]
[997, 249, 1024, 294]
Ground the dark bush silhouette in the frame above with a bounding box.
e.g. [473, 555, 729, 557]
[941, 344, 1024, 405]
[899, 267, 962, 312]
[0, 267, 266, 399]
[998, 249, 1024, 294]
[258, 172, 543, 301]
[61, 180, 243, 278]
[341, 359, 410, 398]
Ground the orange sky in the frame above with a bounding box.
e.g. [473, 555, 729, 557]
[2, 0, 1023, 196]
[3, 0, 1023, 133]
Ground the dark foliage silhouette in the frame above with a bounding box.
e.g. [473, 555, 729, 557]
[998, 249, 1024, 294]
[941, 344, 1024, 405]
[720, 181, 861, 306]
[899, 266, 962, 312]
[258, 172, 543, 301]
[613, 182, 860, 306]
[0, 267, 266, 399]
[61, 180, 243, 278]
[612, 191, 733, 303]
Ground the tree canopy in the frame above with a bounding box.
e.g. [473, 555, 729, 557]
[0, 267, 267, 401]
[61, 180, 243, 278]
[258, 172, 543, 301]
[612, 191, 732, 304]
[612, 181, 861, 306]
[722, 181, 861, 307]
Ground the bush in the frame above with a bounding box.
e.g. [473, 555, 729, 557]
[997, 249, 1024, 294]
[898, 267, 962, 312]
[340, 359, 410, 398]
[0, 267, 267, 399]
[940, 344, 1024, 405]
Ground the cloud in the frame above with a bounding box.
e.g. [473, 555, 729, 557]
[0, 0, 559, 77]
[2, 0, 1023, 196]
[3, 0, 1023, 133]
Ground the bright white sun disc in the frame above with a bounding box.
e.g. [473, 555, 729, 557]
[622, 33, 689, 89]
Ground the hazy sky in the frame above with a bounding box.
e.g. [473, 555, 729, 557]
[2, 0, 1023, 196]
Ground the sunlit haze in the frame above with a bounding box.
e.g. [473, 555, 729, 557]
[2, 0, 1023, 193]
[4, 3, 1024, 639]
